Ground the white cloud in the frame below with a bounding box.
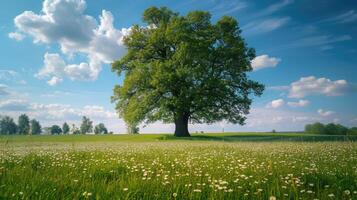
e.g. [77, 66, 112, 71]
[289, 76, 349, 98]
[36, 52, 101, 85]
[29, 103, 117, 120]
[243, 17, 290, 34]
[210, 0, 247, 15]
[266, 99, 285, 108]
[13, 0, 130, 84]
[287, 99, 309, 107]
[8, 32, 25, 41]
[0, 84, 10, 96]
[0, 70, 17, 81]
[0, 99, 30, 111]
[252, 0, 294, 19]
[251, 54, 281, 71]
[321, 10, 357, 24]
[31, 103, 78, 119]
[81, 105, 117, 119]
[47, 76, 63, 86]
[289, 35, 352, 48]
[267, 85, 290, 91]
[264, 0, 294, 14]
[242, 107, 320, 132]
[41, 90, 71, 98]
[350, 118, 357, 125]
[317, 109, 334, 117]
[0, 98, 116, 121]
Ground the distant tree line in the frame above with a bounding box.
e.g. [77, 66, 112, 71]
[305, 122, 357, 135]
[0, 114, 111, 135]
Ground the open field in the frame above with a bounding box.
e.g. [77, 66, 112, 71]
[1, 132, 357, 143]
[1, 133, 357, 199]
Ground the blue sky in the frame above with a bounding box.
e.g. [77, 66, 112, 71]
[0, 0, 356, 133]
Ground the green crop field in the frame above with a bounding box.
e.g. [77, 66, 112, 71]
[1, 133, 357, 199]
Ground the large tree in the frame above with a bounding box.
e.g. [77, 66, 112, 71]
[30, 119, 41, 135]
[127, 123, 139, 134]
[18, 114, 30, 135]
[0, 116, 17, 135]
[112, 7, 264, 137]
[80, 116, 93, 134]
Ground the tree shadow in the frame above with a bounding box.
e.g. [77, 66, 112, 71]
[158, 134, 357, 142]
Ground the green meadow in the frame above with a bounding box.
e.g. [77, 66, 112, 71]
[1, 133, 357, 199]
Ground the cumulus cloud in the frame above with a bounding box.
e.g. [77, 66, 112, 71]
[289, 76, 349, 98]
[287, 99, 309, 107]
[8, 32, 25, 41]
[30, 103, 117, 120]
[0, 98, 117, 122]
[47, 76, 63, 86]
[36, 53, 101, 85]
[266, 99, 285, 108]
[13, 0, 130, 85]
[31, 103, 78, 119]
[251, 55, 281, 71]
[242, 107, 320, 132]
[82, 105, 117, 119]
[317, 109, 334, 117]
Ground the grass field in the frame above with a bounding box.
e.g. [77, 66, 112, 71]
[1, 133, 357, 199]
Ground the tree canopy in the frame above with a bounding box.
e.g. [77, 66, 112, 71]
[30, 119, 41, 135]
[62, 122, 70, 134]
[305, 122, 349, 135]
[80, 116, 93, 134]
[94, 123, 108, 134]
[0, 116, 17, 135]
[18, 114, 30, 135]
[112, 7, 264, 136]
[50, 125, 62, 135]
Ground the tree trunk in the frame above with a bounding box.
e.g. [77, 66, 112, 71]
[174, 114, 190, 137]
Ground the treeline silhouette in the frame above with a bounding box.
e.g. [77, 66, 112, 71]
[0, 114, 111, 135]
[305, 122, 357, 135]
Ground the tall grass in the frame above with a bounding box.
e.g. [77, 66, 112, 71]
[1, 136, 357, 199]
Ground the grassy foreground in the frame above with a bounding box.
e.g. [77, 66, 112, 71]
[1, 133, 357, 199]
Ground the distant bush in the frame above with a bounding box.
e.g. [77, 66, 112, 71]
[305, 122, 350, 135]
[94, 123, 108, 134]
[324, 123, 348, 135]
[50, 125, 62, 135]
[348, 127, 357, 135]
[305, 122, 325, 134]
